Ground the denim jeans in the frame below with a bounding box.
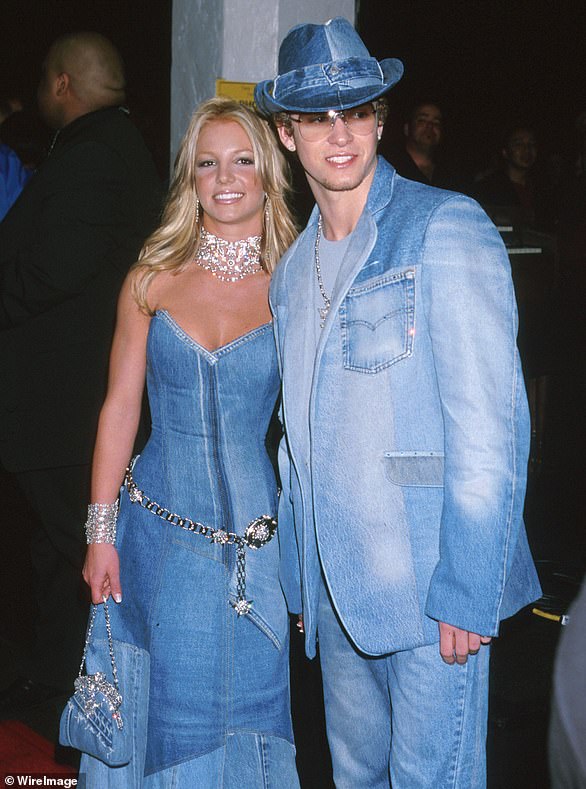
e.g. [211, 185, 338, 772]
[317, 577, 490, 788]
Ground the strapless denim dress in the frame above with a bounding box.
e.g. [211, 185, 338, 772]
[80, 311, 296, 785]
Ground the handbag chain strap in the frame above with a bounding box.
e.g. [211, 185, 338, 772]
[78, 599, 120, 697]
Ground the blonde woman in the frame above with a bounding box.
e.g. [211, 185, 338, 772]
[80, 98, 299, 787]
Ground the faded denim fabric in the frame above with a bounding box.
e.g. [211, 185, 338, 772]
[339, 268, 415, 372]
[317, 577, 489, 789]
[142, 732, 299, 788]
[270, 156, 541, 659]
[79, 313, 295, 784]
[254, 18, 404, 115]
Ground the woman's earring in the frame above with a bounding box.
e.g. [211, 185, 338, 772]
[264, 196, 271, 230]
[195, 197, 200, 224]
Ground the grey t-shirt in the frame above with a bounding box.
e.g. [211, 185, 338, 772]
[294, 226, 354, 435]
[312, 230, 353, 345]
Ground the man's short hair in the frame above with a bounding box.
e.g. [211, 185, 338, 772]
[405, 100, 443, 127]
[47, 32, 126, 111]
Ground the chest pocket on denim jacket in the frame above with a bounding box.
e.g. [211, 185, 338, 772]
[340, 269, 415, 373]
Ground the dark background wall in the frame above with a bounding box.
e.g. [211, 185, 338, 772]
[358, 0, 586, 175]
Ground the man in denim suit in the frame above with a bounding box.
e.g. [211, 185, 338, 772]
[255, 18, 541, 789]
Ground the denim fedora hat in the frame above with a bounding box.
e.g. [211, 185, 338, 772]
[254, 17, 403, 115]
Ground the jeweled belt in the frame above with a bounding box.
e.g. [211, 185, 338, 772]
[124, 463, 277, 616]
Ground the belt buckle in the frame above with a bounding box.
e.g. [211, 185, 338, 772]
[244, 516, 277, 549]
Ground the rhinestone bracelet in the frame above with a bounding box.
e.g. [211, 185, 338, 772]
[85, 502, 119, 544]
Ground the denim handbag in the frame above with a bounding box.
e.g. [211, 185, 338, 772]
[59, 601, 148, 767]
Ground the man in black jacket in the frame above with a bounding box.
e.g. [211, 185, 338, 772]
[389, 100, 468, 193]
[0, 32, 161, 712]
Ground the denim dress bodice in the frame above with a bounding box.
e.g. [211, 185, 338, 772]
[138, 310, 279, 532]
[101, 310, 292, 776]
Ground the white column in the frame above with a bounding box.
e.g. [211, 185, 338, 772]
[171, 0, 356, 167]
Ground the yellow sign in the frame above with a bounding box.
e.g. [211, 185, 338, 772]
[215, 79, 256, 108]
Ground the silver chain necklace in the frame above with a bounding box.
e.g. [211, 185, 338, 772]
[196, 226, 263, 282]
[315, 215, 331, 328]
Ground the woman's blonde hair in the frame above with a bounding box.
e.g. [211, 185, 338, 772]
[132, 97, 297, 313]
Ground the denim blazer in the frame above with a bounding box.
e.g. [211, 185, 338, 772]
[271, 157, 541, 658]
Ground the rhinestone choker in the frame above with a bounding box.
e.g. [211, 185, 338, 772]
[195, 226, 263, 282]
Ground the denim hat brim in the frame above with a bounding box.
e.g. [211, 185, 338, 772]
[255, 56, 404, 115]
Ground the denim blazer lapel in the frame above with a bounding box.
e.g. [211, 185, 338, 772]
[275, 215, 322, 452]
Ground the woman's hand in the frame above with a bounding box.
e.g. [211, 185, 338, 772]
[83, 544, 122, 604]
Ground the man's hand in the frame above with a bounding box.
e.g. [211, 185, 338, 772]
[439, 622, 492, 665]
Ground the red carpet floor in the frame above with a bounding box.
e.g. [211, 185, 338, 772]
[0, 720, 77, 775]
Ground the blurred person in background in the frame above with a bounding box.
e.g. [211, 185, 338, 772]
[0, 95, 31, 219]
[0, 31, 161, 715]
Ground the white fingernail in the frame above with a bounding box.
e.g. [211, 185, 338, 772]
[114, 594, 122, 603]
